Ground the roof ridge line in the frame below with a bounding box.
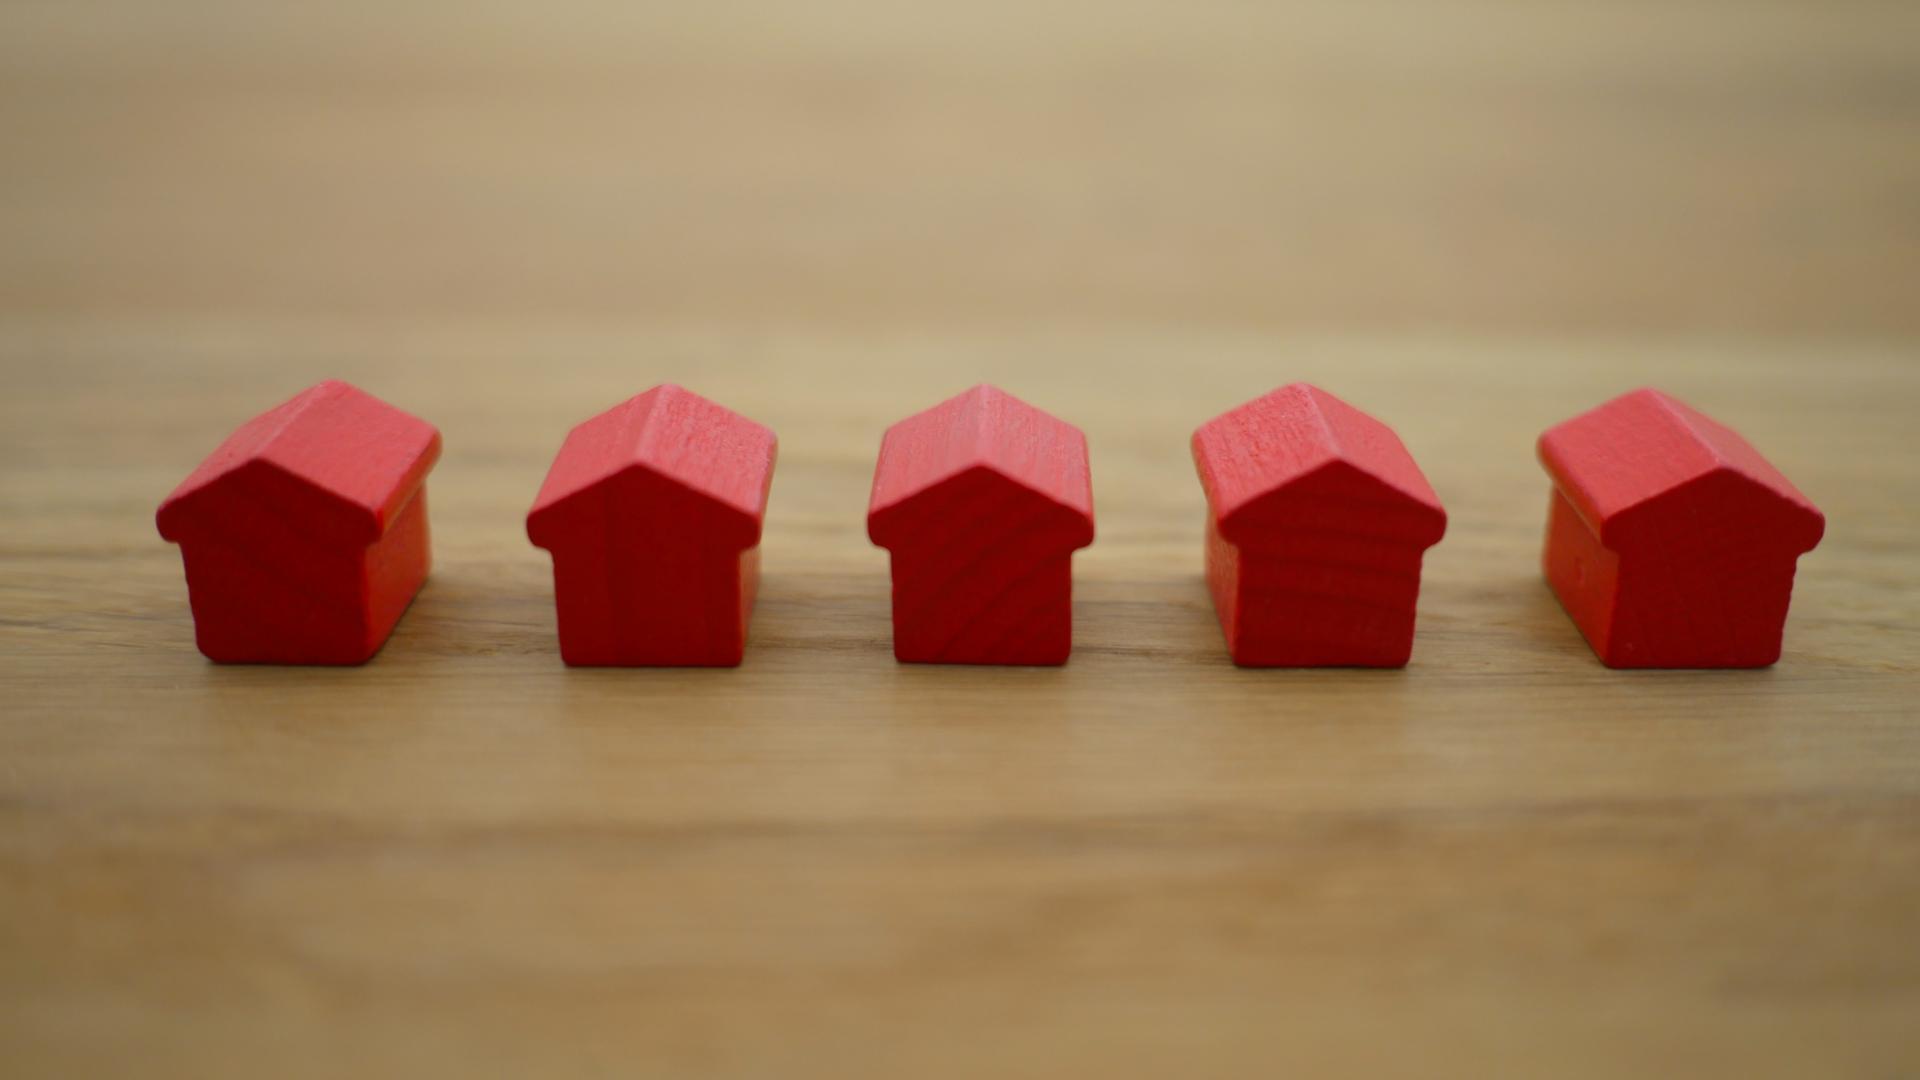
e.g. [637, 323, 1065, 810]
[1644, 390, 1729, 469]
[971, 384, 999, 461]
[256, 380, 344, 456]
[1304, 384, 1344, 465]
[624, 384, 673, 466]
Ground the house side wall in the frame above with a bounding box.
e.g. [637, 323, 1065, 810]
[361, 489, 433, 655]
[175, 521, 371, 664]
[551, 546, 749, 666]
[888, 548, 1074, 665]
[1223, 533, 1430, 667]
[546, 472, 754, 666]
[1204, 514, 1240, 655]
[1546, 480, 1807, 668]
[1543, 488, 1622, 662]
[1608, 548, 1802, 668]
[874, 465, 1088, 666]
[174, 487, 431, 665]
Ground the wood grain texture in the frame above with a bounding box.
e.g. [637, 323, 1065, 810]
[3, 2, 1919, 1077]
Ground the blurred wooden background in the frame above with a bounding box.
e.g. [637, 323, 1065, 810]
[2, 2, 1917, 1077]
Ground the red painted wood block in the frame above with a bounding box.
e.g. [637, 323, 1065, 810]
[1538, 388, 1824, 668]
[527, 385, 777, 667]
[1192, 384, 1447, 667]
[156, 380, 441, 664]
[867, 385, 1095, 665]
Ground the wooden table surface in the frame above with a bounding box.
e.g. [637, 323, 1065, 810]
[3, 2, 1917, 1077]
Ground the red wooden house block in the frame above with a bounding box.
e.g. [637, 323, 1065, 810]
[156, 380, 442, 664]
[1191, 384, 1447, 667]
[526, 385, 777, 667]
[1538, 388, 1824, 668]
[867, 385, 1095, 665]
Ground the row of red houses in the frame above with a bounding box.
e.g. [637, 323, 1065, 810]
[157, 382, 1824, 670]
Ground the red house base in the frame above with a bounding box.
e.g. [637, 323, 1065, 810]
[1205, 516, 1426, 668]
[549, 545, 761, 667]
[1544, 489, 1802, 669]
[179, 491, 432, 665]
[886, 550, 1076, 665]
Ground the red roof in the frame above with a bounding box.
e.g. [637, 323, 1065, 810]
[526, 385, 776, 549]
[1191, 384, 1445, 546]
[867, 385, 1094, 548]
[156, 380, 440, 545]
[1538, 388, 1824, 550]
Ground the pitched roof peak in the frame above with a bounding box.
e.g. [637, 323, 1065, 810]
[1538, 388, 1822, 548]
[156, 380, 440, 544]
[1191, 383, 1443, 533]
[867, 385, 1094, 547]
[526, 385, 777, 547]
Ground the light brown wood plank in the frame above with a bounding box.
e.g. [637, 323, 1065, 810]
[2, 0, 1917, 333]
[2, 1, 1918, 1076]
